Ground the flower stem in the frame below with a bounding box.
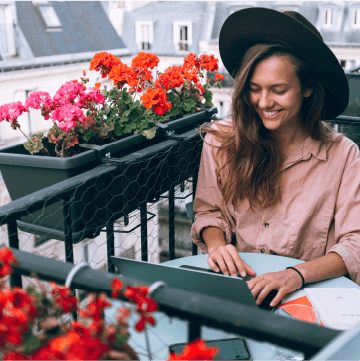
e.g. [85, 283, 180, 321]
[19, 128, 29, 139]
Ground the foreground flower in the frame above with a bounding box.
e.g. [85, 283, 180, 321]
[0, 247, 18, 277]
[168, 339, 219, 360]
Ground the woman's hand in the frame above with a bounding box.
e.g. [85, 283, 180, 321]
[207, 244, 257, 278]
[246, 269, 303, 307]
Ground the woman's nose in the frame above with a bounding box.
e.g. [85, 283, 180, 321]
[258, 91, 274, 109]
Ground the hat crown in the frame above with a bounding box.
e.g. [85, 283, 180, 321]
[283, 11, 323, 41]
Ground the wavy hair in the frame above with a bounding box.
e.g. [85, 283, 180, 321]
[201, 42, 338, 210]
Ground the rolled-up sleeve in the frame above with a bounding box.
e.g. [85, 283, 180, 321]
[328, 143, 360, 284]
[191, 133, 234, 253]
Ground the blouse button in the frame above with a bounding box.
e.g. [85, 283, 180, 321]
[264, 223, 269, 228]
[260, 248, 265, 253]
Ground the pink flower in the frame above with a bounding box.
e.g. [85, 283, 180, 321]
[51, 104, 85, 132]
[77, 88, 105, 108]
[0, 102, 28, 122]
[25, 92, 51, 110]
[57, 120, 77, 132]
[53, 82, 85, 107]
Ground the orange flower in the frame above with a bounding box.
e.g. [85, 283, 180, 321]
[108, 62, 137, 89]
[141, 88, 172, 116]
[157, 66, 185, 90]
[199, 54, 219, 72]
[89, 52, 121, 77]
[94, 82, 101, 89]
[132, 52, 159, 70]
[215, 73, 225, 81]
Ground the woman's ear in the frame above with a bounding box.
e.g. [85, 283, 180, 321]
[303, 86, 313, 98]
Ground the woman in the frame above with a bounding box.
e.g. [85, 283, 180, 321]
[191, 8, 359, 308]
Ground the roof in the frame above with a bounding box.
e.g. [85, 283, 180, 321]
[15, 1, 126, 57]
[209, 1, 360, 46]
[121, 1, 207, 56]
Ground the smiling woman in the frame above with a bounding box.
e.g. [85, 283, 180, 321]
[190, 8, 360, 308]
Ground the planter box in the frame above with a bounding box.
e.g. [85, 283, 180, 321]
[0, 107, 216, 243]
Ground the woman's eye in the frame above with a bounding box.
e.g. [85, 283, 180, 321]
[250, 88, 260, 92]
[274, 90, 286, 95]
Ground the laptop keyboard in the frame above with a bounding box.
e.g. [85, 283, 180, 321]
[179, 265, 278, 311]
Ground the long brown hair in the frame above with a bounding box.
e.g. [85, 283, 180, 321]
[201, 42, 338, 210]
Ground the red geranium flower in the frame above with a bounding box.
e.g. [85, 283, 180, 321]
[168, 338, 219, 360]
[0, 248, 18, 277]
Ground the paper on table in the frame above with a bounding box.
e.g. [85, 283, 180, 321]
[277, 295, 324, 326]
[305, 288, 360, 330]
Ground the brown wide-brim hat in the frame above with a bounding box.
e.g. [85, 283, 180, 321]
[219, 7, 349, 119]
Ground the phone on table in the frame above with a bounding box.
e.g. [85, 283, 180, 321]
[169, 337, 252, 360]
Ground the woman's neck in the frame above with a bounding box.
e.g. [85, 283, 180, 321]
[271, 127, 309, 160]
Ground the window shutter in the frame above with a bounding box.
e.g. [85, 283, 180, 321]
[173, 22, 180, 46]
[187, 22, 193, 46]
[149, 22, 154, 45]
[135, 22, 142, 47]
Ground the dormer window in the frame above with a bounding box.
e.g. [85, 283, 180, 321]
[323, 7, 334, 27]
[352, 8, 360, 28]
[0, 4, 16, 57]
[135, 21, 153, 50]
[38, 5, 62, 29]
[173, 21, 192, 52]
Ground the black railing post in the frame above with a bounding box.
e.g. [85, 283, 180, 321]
[192, 142, 200, 256]
[105, 190, 115, 273]
[7, 220, 22, 288]
[188, 322, 201, 343]
[62, 199, 74, 264]
[140, 201, 148, 262]
[169, 184, 175, 260]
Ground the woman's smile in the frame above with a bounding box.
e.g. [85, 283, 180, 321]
[261, 110, 283, 119]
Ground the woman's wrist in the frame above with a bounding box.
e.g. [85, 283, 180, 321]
[286, 267, 305, 289]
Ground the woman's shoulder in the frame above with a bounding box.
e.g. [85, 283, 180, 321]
[203, 117, 234, 147]
[327, 131, 360, 159]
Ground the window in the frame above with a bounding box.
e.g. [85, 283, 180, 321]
[340, 60, 346, 68]
[323, 7, 334, 27]
[135, 21, 153, 50]
[111, 1, 125, 8]
[179, 25, 188, 51]
[173, 21, 192, 52]
[0, 4, 16, 57]
[38, 5, 61, 28]
[352, 8, 360, 27]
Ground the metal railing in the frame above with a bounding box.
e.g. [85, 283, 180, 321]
[6, 246, 341, 358]
[0, 115, 359, 357]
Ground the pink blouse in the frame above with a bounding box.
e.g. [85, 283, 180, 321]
[191, 124, 360, 285]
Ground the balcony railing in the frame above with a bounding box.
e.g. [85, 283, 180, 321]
[0, 115, 359, 357]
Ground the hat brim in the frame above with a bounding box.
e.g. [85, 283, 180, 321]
[219, 7, 349, 119]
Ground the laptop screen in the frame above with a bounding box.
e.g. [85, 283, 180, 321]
[110, 256, 257, 308]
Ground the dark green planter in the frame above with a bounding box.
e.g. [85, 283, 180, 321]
[0, 107, 216, 243]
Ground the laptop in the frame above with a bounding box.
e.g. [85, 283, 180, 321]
[110, 256, 259, 308]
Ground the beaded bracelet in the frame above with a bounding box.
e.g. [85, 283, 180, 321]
[286, 266, 305, 288]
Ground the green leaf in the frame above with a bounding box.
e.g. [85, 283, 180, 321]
[123, 109, 131, 117]
[27, 285, 43, 302]
[141, 127, 157, 139]
[183, 98, 196, 112]
[168, 108, 180, 117]
[21, 333, 41, 354]
[114, 332, 130, 349]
